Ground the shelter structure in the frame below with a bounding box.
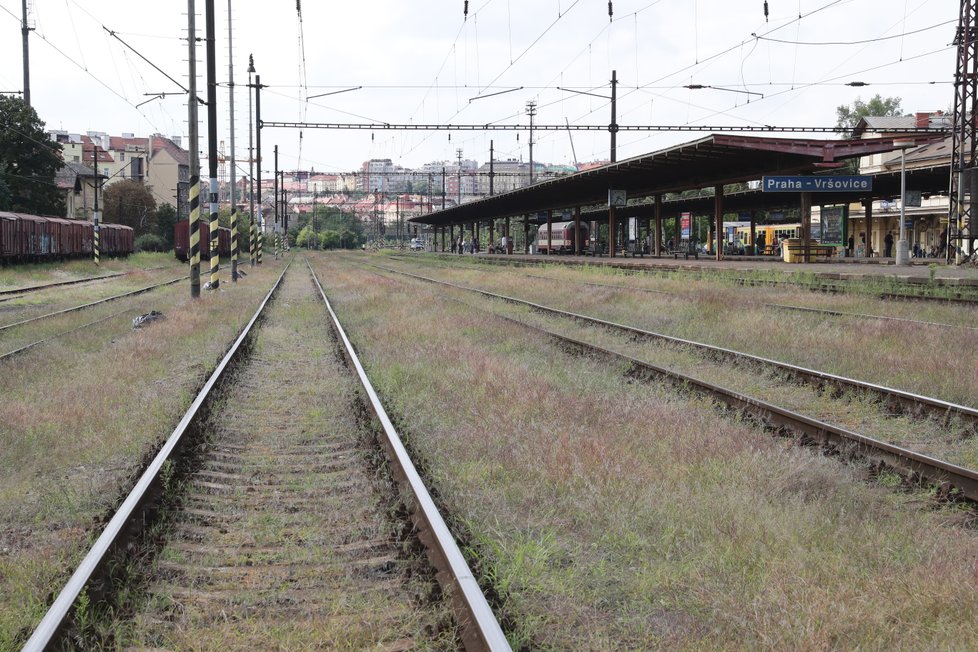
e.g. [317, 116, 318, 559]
[409, 134, 944, 260]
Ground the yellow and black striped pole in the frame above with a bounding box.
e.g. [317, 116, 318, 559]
[209, 178, 220, 289]
[93, 217, 100, 267]
[189, 176, 201, 297]
[230, 206, 238, 282]
[257, 217, 263, 264]
[250, 218, 256, 266]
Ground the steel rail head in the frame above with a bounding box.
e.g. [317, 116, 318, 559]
[0, 271, 127, 296]
[304, 258, 511, 652]
[0, 276, 186, 333]
[378, 263, 978, 429]
[21, 263, 291, 652]
[370, 262, 978, 497]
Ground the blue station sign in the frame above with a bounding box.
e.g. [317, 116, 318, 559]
[762, 175, 872, 193]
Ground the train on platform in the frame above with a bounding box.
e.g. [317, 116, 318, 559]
[535, 221, 589, 254]
[173, 219, 232, 262]
[731, 223, 803, 254]
[0, 212, 133, 264]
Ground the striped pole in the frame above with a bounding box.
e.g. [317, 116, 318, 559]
[209, 177, 219, 289]
[257, 218, 263, 264]
[93, 217, 100, 267]
[189, 178, 201, 297]
[250, 218, 256, 266]
[230, 206, 238, 281]
[187, 0, 201, 298]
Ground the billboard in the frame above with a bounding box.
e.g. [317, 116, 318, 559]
[681, 212, 692, 239]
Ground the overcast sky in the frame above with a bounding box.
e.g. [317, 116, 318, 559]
[0, 0, 958, 177]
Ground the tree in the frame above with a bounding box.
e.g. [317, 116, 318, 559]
[102, 179, 157, 236]
[156, 203, 177, 249]
[835, 94, 903, 137]
[0, 96, 65, 215]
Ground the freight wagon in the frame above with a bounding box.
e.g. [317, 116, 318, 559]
[0, 212, 133, 263]
[173, 219, 232, 262]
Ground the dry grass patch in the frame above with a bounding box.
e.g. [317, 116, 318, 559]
[0, 260, 286, 648]
[313, 252, 978, 649]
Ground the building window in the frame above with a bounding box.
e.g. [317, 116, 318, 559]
[73, 156, 79, 162]
[120, 152, 126, 161]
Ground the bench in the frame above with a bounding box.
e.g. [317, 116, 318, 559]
[668, 248, 699, 260]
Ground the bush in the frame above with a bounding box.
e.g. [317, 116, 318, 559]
[134, 233, 167, 253]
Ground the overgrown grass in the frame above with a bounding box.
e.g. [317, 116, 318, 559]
[0, 259, 285, 648]
[312, 252, 978, 649]
[0, 252, 178, 289]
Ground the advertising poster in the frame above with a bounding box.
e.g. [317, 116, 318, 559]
[820, 206, 844, 244]
[681, 212, 691, 239]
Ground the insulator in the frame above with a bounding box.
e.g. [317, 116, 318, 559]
[464, 0, 469, 17]
[608, 1, 613, 21]
[763, 1, 769, 22]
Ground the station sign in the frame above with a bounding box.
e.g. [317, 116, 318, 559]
[762, 176, 873, 193]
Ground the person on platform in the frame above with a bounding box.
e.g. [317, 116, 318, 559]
[848, 235, 855, 257]
[757, 231, 766, 255]
[884, 231, 894, 258]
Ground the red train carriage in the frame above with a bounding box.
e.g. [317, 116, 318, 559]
[535, 221, 589, 254]
[0, 212, 133, 263]
[173, 219, 232, 262]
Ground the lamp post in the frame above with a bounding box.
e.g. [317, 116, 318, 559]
[894, 138, 915, 266]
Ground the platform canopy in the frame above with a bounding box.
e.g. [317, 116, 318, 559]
[409, 133, 944, 227]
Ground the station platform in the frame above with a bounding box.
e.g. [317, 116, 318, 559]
[439, 251, 978, 288]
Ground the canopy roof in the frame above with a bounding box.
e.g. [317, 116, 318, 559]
[410, 133, 943, 227]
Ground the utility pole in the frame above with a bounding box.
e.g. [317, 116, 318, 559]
[92, 147, 100, 266]
[274, 145, 279, 258]
[456, 148, 463, 204]
[949, 0, 978, 262]
[255, 72, 263, 264]
[441, 167, 446, 210]
[205, 0, 220, 289]
[188, 0, 201, 297]
[247, 54, 255, 266]
[526, 101, 536, 184]
[228, 0, 238, 281]
[610, 69, 618, 163]
[20, 0, 31, 106]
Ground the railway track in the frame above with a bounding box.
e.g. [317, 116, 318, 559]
[0, 275, 185, 333]
[22, 260, 508, 651]
[0, 264, 185, 304]
[405, 252, 978, 305]
[365, 261, 978, 503]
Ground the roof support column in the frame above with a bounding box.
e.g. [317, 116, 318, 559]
[608, 205, 617, 257]
[505, 216, 511, 254]
[546, 209, 553, 255]
[450, 224, 455, 253]
[714, 184, 724, 261]
[864, 198, 874, 257]
[750, 211, 757, 256]
[800, 191, 812, 262]
[654, 193, 662, 257]
[489, 218, 495, 253]
[523, 214, 529, 254]
[440, 226, 445, 252]
[574, 206, 581, 255]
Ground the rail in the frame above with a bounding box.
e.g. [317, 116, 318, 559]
[0, 276, 186, 333]
[21, 263, 290, 652]
[364, 262, 978, 502]
[306, 259, 510, 652]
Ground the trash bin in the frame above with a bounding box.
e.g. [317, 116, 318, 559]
[782, 238, 801, 263]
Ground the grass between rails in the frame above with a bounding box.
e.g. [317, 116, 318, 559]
[105, 265, 454, 649]
[0, 259, 286, 649]
[0, 252, 178, 290]
[377, 253, 978, 408]
[313, 252, 978, 650]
